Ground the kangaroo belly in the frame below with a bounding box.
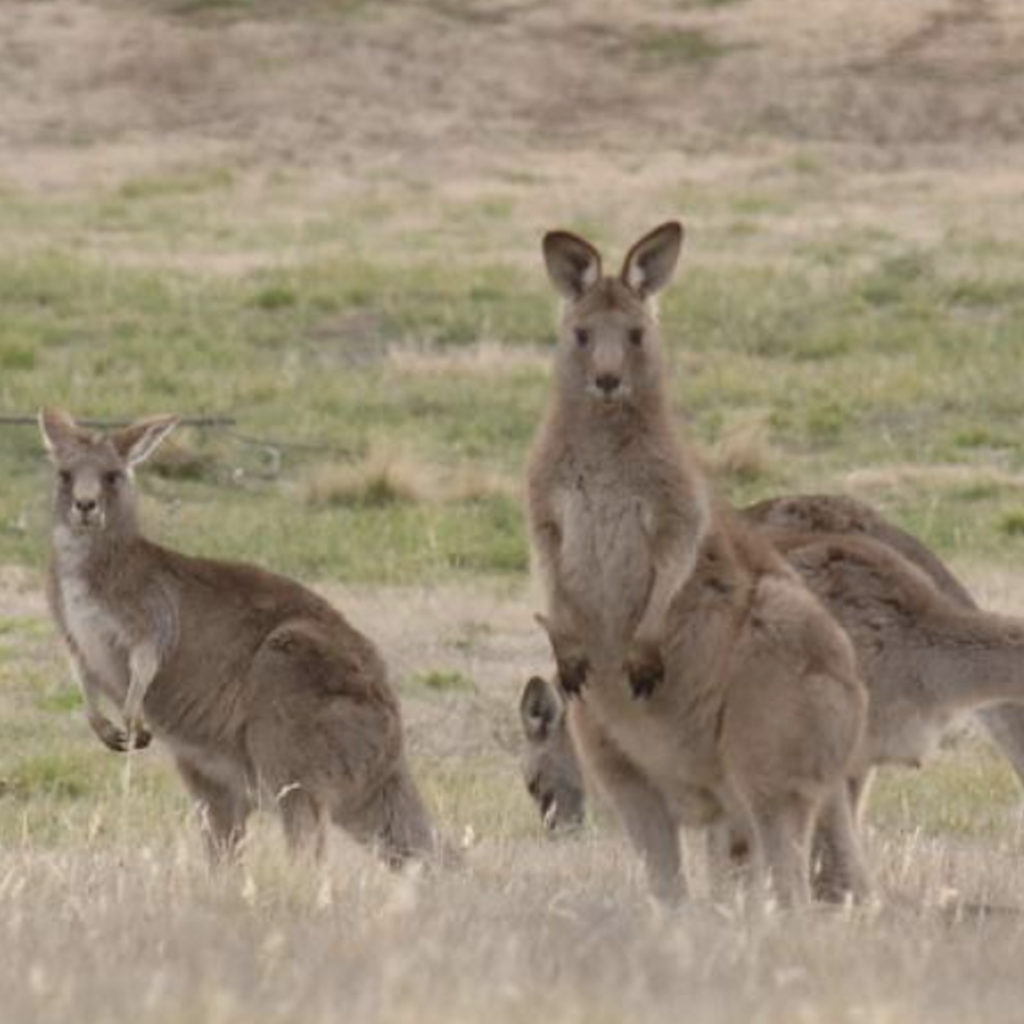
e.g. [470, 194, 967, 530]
[585, 674, 724, 806]
[559, 485, 652, 647]
[169, 737, 250, 793]
[60, 577, 130, 701]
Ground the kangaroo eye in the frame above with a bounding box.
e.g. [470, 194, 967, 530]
[58, 470, 72, 486]
[104, 471, 122, 487]
[527, 777, 541, 798]
[628, 327, 644, 347]
[573, 327, 590, 348]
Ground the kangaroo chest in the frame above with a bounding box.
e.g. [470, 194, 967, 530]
[557, 464, 654, 643]
[58, 574, 131, 700]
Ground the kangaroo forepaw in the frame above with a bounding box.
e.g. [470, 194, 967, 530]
[626, 643, 664, 699]
[534, 614, 589, 697]
[557, 655, 590, 698]
[99, 724, 152, 753]
[130, 726, 153, 750]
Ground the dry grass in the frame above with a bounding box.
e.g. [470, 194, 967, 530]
[843, 464, 1024, 495]
[5, 814, 1024, 1024]
[301, 445, 518, 509]
[702, 415, 780, 484]
[6, 572, 1024, 1023]
[386, 341, 551, 381]
[302, 447, 432, 508]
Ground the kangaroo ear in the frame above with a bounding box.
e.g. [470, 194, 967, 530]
[39, 408, 87, 460]
[621, 221, 684, 297]
[520, 675, 564, 742]
[543, 230, 602, 300]
[111, 415, 180, 466]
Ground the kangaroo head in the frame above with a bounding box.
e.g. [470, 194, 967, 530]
[541, 221, 683, 410]
[39, 409, 179, 536]
[519, 675, 586, 832]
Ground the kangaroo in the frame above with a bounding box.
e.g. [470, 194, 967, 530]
[40, 409, 438, 868]
[526, 223, 870, 906]
[773, 531, 1024, 772]
[521, 494, 1024, 899]
[743, 494, 975, 606]
[743, 493, 1024, 778]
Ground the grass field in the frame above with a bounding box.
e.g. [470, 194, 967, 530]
[4, 0, 1024, 1020]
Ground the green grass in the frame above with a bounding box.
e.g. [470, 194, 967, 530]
[117, 166, 237, 200]
[635, 27, 735, 68]
[6, 228, 1024, 578]
[0, 249, 546, 579]
[421, 756, 549, 839]
[412, 669, 477, 693]
[869, 741, 1024, 838]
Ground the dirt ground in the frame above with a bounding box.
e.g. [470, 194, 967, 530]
[2, 0, 1023, 249]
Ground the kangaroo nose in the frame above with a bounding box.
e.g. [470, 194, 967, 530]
[595, 373, 620, 395]
[75, 498, 97, 513]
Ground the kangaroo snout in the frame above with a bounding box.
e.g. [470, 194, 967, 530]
[594, 373, 621, 396]
[72, 496, 102, 527]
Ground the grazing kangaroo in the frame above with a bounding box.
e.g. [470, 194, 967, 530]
[526, 223, 869, 906]
[41, 409, 438, 868]
[522, 494, 1024, 899]
[520, 674, 586, 832]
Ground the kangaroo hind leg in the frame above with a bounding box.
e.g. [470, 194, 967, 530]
[175, 755, 253, 867]
[812, 778, 872, 904]
[749, 793, 817, 909]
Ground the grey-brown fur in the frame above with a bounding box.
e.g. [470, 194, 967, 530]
[774, 530, 1024, 770]
[40, 409, 438, 868]
[746, 493, 1024, 776]
[521, 493, 1024, 900]
[743, 494, 975, 607]
[526, 224, 869, 906]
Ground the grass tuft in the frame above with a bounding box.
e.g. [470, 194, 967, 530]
[703, 417, 779, 484]
[251, 284, 299, 311]
[2, 752, 95, 801]
[1000, 511, 1024, 538]
[413, 669, 477, 693]
[635, 27, 733, 67]
[302, 450, 429, 508]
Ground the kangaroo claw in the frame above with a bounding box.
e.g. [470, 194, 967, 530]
[557, 656, 590, 698]
[101, 725, 152, 752]
[626, 643, 664, 699]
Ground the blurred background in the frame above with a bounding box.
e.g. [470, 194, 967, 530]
[2, 0, 1024, 584]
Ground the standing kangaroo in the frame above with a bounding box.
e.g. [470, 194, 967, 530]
[522, 494, 1024, 898]
[526, 223, 869, 906]
[41, 410, 437, 868]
